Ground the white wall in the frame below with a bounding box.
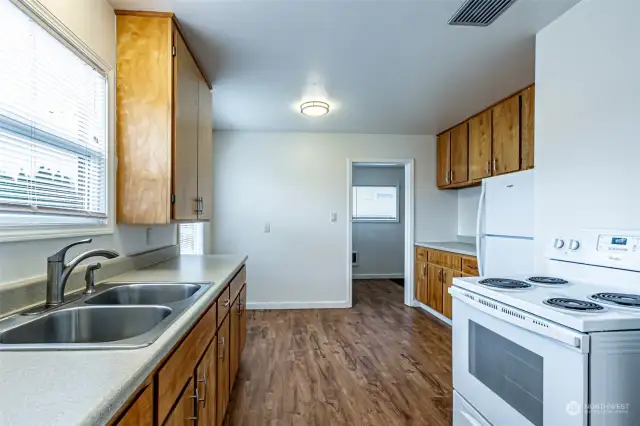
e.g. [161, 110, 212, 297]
[352, 166, 405, 277]
[0, 0, 176, 285]
[211, 131, 458, 307]
[534, 0, 640, 271]
[457, 186, 481, 237]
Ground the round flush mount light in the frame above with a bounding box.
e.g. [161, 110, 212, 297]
[300, 101, 329, 116]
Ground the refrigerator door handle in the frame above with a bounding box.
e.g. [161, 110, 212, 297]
[476, 181, 487, 276]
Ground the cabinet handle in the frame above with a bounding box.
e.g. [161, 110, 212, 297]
[198, 372, 207, 405]
[492, 158, 497, 173]
[187, 388, 199, 421]
[468, 265, 478, 270]
[450, 170, 454, 183]
[485, 160, 490, 175]
[223, 299, 230, 308]
[423, 264, 427, 276]
[219, 336, 225, 359]
[439, 270, 443, 282]
[238, 299, 243, 315]
[445, 170, 449, 184]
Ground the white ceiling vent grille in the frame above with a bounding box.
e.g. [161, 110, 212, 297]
[448, 0, 519, 27]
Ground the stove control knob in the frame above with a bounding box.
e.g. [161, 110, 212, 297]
[569, 240, 580, 251]
[554, 238, 565, 249]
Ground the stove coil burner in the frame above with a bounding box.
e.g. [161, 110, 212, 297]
[478, 278, 532, 290]
[543, 298, 605, 312]
[590, 293, 640, 308]
[528, 276, 568, 285]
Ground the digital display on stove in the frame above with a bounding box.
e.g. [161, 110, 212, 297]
[612, 237, 628, 245]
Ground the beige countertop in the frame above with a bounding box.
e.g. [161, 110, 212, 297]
[0, 254, 247, 426]
[415, 241, 477, 257]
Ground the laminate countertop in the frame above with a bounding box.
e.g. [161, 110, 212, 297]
[415, 241, 477, 257]
[0, 254, 247, 426]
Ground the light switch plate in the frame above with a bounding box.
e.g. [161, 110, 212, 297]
[330, 212, 337, 223]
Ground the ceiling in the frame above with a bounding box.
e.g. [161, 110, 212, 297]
[109, 0, 580, 135]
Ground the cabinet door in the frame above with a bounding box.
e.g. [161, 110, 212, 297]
[229, 295, 240, 391]
[442, 269, 461, 319]
[426, 265, 443, 313]
[520, 86, 535, 170]
[468, 110, 492, 180]
[196, 337, 217, 426]
[436, 132, 451, 187]
[164, 377, 196, 426]
[117, 385, 153, 426]
[239, 285, 247, 354]
[414, 259, 427, 305]
[197, 77, 214, 220]
[450, 122, 469, 184]
[173, 31, 200, 220]
[492, 96, 520, 175]
[216, 314, 230, 426]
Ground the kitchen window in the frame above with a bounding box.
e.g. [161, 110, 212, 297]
[0, 0, 110, 241]
[179, 223, 204, 255]
[352, 185, 399, 222]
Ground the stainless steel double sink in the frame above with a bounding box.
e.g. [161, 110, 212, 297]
[0, 282, 212, 351]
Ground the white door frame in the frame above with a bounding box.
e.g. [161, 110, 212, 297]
[346, 158, 415, 307]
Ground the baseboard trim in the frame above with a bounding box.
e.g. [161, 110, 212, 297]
[353, 273, 404, 280]
[413, 300, 452, 326]
[247, 301, 351, 310]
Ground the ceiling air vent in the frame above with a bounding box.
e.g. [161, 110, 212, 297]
[448, 0, 519, 27]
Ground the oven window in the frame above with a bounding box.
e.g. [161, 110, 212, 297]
[469, 321, 543, 426]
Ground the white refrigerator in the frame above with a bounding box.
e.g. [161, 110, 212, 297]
[476, 169, 535, 276]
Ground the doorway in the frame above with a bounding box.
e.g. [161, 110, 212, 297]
[346, 159, 415, 307]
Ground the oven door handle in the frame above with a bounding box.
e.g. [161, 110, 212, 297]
[449, 286, 590, 353]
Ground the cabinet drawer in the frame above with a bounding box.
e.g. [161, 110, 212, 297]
[157, 304, 216, 424]
[415, 246, 428, 262]
[427, 249, 462, 270]
[217, 286, 231, 327]
[461, 257, 479, 276]
[230, 267, 246, 305]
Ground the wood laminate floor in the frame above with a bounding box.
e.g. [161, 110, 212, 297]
[226, 279, 452, 426]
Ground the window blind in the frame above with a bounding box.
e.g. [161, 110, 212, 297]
[179, 223, 204, 255]
[0, 0, 108, 222]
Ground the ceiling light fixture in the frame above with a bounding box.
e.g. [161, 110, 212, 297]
[300, 101, 329, 117]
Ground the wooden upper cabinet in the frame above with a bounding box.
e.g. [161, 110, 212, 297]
[115, 15, 173, 224]
[173, 31, 200, 221]
[115, 12, 213, 224]
[492, 95, 521, 175]
[520, 86, 535, 170]
[450, 122, 469, 184]
[468, 110, 492, 181]
[437, 132, 451, 188]
[197, 78, 214, 221]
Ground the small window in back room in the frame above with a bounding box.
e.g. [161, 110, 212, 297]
[179, 223, 204, 255]
[352, 186, 399, 222]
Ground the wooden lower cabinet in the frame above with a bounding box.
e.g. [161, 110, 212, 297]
[414, 259, 428, 305]
[164, 377, 197, 425]
[113, 266, 248, 426]
[442, 269, 461, 319]
[230, 295, 240, 391]
[415, 248, 477, 321]
[217, 314, 231, 426]
[196, 337, 218, 425]
[426, 264, 443, 313]
[239, 286, 247, 354]
[116, 385, 153, 426]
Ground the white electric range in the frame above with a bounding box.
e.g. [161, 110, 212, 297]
[450, 229, 640, 426]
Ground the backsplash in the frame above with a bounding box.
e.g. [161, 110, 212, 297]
[0, 245, 179, 318]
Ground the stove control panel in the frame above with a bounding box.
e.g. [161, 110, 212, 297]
[548, 229, 640, 272]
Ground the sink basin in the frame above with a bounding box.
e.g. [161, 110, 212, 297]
[85, 283, 201, 305]
[0, 306, 171, 346]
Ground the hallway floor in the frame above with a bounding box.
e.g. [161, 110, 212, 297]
[226, 279, 453, 425]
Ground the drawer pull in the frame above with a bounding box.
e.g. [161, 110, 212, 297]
[219, 336, 225, 359]
[467, 265, 478, 270]
[187, 388, 199, 421]
[198, 372, 207, 405]
[223, 299, 230, 308]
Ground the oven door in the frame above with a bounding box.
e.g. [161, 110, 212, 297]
[451, 288, 589, 426]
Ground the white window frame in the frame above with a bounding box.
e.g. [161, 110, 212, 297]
[0, 0, 114, 243]
[351, 184, 400, 223]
